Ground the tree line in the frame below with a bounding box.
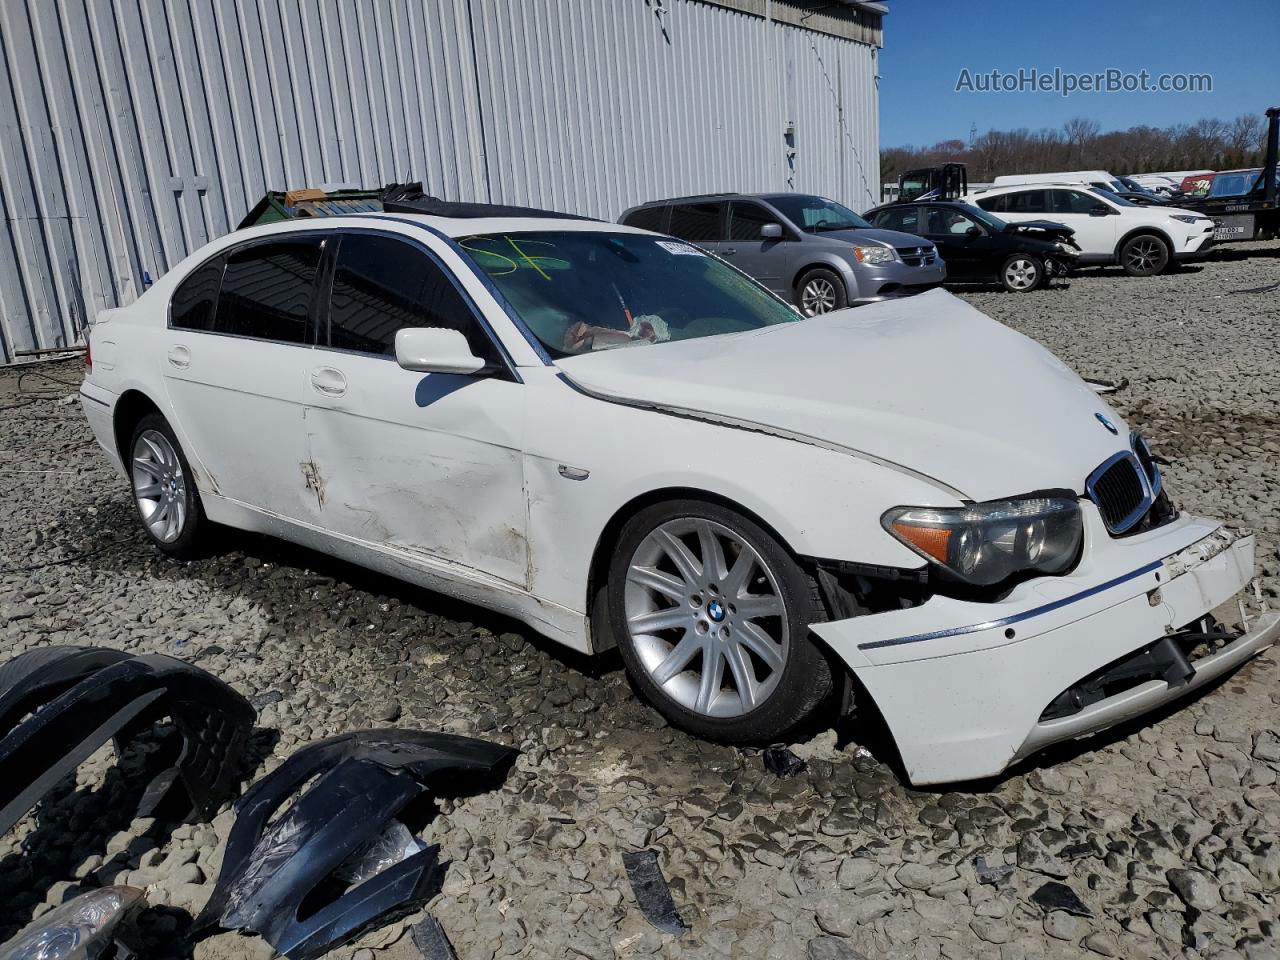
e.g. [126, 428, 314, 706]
[881, 115, 1271, 183]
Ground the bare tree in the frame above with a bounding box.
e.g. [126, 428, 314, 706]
[881, 112, 1268, 183]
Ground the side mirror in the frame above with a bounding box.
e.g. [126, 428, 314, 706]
[965, 225, 982, 239]
[395, 327, 487, 376]
[1089, 205, 1112, 217]
[760, 223, 784, 239]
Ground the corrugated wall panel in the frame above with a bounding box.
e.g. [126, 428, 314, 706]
[0, 0, 877, 363]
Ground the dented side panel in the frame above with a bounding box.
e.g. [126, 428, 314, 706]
[298, 352, 530, 589]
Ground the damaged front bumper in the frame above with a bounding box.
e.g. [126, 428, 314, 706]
[811, 511, 1277, 785]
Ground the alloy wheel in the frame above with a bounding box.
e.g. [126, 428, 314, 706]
[800, 278, 837, 316]
[132, 429, 187, 543]
[624, 517, 790, 718]
[1126, 238, 1166, 274]
[1004, 258, 1039, 290]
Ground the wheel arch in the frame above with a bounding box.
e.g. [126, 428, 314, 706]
[792, 259, 853, 296]
[1113, 225, 1174, 262]
[112, 389, 163, 466]
[584, 486, 809, 652]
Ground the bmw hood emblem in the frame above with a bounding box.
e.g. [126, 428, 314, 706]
[1095, 412, 1119, 435]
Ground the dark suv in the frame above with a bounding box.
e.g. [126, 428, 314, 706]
[620, 193, 945, 315]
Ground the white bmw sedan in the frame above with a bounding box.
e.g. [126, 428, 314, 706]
[79, 208, 1277, 784]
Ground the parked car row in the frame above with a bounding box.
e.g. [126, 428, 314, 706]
[79, 188, 1277, 786]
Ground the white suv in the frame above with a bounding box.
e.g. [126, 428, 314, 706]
[967, 183, 1215, 276]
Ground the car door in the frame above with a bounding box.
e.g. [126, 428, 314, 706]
[163, 235, 325, 521]
[1049, 189, 1118, 257]
[297, 229, 529, 588]
[722, 201, 787, 294]
[921, 206, 989, 277]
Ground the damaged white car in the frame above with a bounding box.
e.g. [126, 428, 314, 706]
[80, 205, 1278, 785]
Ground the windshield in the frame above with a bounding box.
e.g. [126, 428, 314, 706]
[765, 195, 872, 232]
[1208, 170, 1263, 198]
[961, 205, 1008, 231]
[458, 232, 799, 358]
[1090, 187, 1133, 207]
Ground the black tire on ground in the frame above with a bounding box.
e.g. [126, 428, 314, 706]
[795, 267, 850, 316]
[606, 499, 834, 743]
[128, 412, 211, 560]
[998, 254, 1044, 292]
[1119, 233, 1171, 277]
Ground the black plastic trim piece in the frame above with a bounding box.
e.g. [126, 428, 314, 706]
[195, 729, 516, 960]
[0, 647, 255, 835]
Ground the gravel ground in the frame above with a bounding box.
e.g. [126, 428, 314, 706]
[1, 242, 1278, 960]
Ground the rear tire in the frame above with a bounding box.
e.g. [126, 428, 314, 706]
[128, 413, 210, 560]
[795, 268, 849, 316]
[999, 254, 1044, 292]
[1119, 233, 1170, 276]
[606, 499, 833, 743]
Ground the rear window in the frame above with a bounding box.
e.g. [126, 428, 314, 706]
[668, 202, 724, 243]
[170, 256, 225, 331]
[622, 205, 669, 232]
[216, 238, 324, 343]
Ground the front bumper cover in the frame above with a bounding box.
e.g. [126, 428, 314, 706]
[812, 512, 1274, 784]
[0, 646, 255, 834]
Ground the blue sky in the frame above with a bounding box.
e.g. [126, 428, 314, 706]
[878, 0, 1278, 148]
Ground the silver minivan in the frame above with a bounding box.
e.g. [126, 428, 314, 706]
[619, 192, 946, 315]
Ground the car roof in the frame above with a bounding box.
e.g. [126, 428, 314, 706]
[233, 212, 656, 241]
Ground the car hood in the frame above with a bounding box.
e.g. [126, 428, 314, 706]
[815, 227, 934, 249]
[556, 290, 1127, 500]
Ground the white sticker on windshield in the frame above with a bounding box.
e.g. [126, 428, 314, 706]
[656, 240, 704, 256]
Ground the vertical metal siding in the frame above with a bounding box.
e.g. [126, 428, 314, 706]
[0, 0, 877, 363]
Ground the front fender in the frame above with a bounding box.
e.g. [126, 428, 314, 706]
[523, 372, 959, 618]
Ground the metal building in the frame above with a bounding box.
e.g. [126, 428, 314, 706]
[0, 0, 884, 363]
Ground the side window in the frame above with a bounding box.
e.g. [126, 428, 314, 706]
[170, 256, 225, 331]
[326, 233, 499, 363]
[870, 206, 920, 233]
[215, 237, 324, 343]
[975, 194, 1006, 213]
[1052, 190, 1099, 215]
[1006, 190, 1049, 214]
[728, 202, 779, 241]
[668, 202, 725, 243]
[926, 207, 979, 235]
[622, 205, 669, 232]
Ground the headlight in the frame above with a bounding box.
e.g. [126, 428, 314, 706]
[881, 497, 1083, 586]
[0, 887, 144, 960]
[851, 244, 897, 264]
[1169, 214, 1200, 224]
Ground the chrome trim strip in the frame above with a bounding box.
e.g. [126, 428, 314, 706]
[858, 559, 1164, 651]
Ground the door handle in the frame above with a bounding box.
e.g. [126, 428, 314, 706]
[167, 345, 191, 369]
[310, 367, 347, 397]
[721, 247, 738, 255]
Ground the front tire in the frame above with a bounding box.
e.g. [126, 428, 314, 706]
[795, 268, 849, 316]
[999, 254, 1043, 292]
[129, 413, 209, 560]
[607, 500, 833, 743]
[1119, 233, 1170, 276]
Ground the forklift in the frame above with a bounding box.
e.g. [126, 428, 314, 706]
[896, 162, 969, 202]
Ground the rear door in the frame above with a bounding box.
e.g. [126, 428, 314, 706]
[163, 235, 325, 520]
[723, 201, 787, 294]
[297, 230, 529, 587]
